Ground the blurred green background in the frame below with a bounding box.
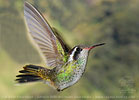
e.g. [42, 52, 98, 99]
[0, 0, 139, 100]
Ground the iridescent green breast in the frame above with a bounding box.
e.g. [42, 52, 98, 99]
[55, 57, 87, 90]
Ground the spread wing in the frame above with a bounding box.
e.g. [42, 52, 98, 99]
[24, 2, 70, 68]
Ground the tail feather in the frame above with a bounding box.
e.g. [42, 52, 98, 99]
[16, 75, 41, 83]
[19, 70, 31, 73]
[16, 65, 46, 83]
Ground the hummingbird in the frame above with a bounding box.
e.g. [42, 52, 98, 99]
[16, 2, 105, 91]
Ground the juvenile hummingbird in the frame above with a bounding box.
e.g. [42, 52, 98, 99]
[16, 2, 105, 91]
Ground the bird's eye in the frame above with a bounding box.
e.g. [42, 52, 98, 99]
[73, 47, 82, 60]
[76, 47, 82, 52]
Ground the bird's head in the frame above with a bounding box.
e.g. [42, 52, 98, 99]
[69, 43, 105, 61]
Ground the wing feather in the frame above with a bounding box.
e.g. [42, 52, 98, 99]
[24, 2, 70, 68]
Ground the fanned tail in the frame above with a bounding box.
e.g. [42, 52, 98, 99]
[15, 65, 47, 83]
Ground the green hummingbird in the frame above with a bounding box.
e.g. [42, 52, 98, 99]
[16, 2, 105, 91]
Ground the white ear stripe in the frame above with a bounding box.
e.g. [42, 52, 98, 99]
[68, 47, 78, 62]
